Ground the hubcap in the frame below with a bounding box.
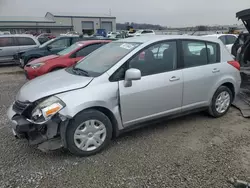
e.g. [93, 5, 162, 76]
[74, 120, 107, 151]
[215, 91, 230, 114]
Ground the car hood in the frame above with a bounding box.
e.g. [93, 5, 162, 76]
[27, 55, 59, 65]
[16, 69, 94, 102]
[236, 9, 250, 32]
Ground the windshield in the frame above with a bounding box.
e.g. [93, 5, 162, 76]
[39, 38, 55, 48]
[57, 42, 83, 56]
[73, 42, 141, 76]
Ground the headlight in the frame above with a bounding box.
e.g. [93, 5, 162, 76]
[31, 62, 45, 69]
[31, 96, 66, 123]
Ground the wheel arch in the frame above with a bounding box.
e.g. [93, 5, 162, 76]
[68, 106, 120, 139]
[220, 82, 235, 100]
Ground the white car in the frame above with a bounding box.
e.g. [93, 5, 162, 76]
[107, 31, 119, 38]
[203, 34, 238, 53]
[135, 30, 155, 36]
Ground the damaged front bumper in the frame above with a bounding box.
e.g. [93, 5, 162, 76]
[7, 105, 69, 152]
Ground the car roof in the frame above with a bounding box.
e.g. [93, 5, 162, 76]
[114, 35, 222, 44]
[78, 40, 112, 45]
[203, 34, 237, 38]
[0, 34, 35, 38]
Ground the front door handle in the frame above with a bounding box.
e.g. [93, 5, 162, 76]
[169, 76, 180, 82]
[212, 68, 220, 73]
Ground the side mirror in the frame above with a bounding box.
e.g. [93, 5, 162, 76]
[124, 68, 141, 87]
[47, 45, 52, 51]
[70, 53, 76, 58]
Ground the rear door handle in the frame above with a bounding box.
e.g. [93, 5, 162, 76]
[169, 76, 180, 82]
[212, 68, 220, 73]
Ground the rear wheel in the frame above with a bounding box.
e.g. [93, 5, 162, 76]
[66, 110, 112, 157]
[208, 86, 233, 118]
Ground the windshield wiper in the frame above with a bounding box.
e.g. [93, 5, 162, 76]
[72, 67, 90, 76]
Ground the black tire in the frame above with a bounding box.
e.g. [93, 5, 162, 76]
[208, 86, 233, 118]
[66, 110, 113, 157]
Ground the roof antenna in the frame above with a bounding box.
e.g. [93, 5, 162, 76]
[109, 8, 111, 16]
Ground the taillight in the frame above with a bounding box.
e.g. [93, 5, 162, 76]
[228, 60, 240, 71]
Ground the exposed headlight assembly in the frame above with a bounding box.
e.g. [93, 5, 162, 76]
[30, 62, 45, 69]
[31, 96, 66, 124]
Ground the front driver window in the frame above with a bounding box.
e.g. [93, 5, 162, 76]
[129, 41, 177, 76]
[49, 38, 70, 49]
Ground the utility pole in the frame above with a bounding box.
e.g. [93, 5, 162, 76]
[109, 8, 111, 16]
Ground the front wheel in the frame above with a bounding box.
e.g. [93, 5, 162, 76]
[208, 86, 233, 118]
[66, 110, 113, 157]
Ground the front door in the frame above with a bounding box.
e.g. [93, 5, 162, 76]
[118, 40, 183, 127]
[0, 37, 19, 63]
[181, 40, 222, 110]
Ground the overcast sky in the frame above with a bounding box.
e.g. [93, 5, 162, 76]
[0, 0, 249, 27]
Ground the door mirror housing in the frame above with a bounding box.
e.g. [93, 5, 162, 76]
[124, 68, 141, 87]
[47, 45, 52, 51]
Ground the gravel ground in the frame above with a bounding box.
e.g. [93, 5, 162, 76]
[1, 73, 250, 188]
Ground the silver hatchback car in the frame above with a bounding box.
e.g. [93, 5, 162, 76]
[7, 35, 241, 156]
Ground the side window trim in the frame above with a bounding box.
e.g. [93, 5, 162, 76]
[179, 39, 221, 68]
[205, 41, 221, 64]
[109, 39, 178, 82]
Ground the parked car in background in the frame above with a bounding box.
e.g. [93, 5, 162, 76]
[233, 9, 250, 68]
[0, 31, 11, 35]
[16, 36, 83, 67]
[0, 34, 40, 65]
[107, 31, 119, 38]
[24, 40, 111, 79]
[60, 31, 80, 36]
[231, 32, 250, 59]
[7, 35, 241, 156]
[135, 30, 155, 36]
[203, 34, 238, 53]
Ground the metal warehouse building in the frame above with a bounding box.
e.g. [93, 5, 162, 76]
[0, 12, 116, 35]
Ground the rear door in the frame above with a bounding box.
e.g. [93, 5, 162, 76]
[181, 40, 221, 110]
[0, 37, 18, 63]
[16, 37, 38, 51]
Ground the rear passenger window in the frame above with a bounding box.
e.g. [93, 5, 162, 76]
[17, 37, 36, 46]
[182, 41, 208, 68]
[0, 37, 15, 47]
